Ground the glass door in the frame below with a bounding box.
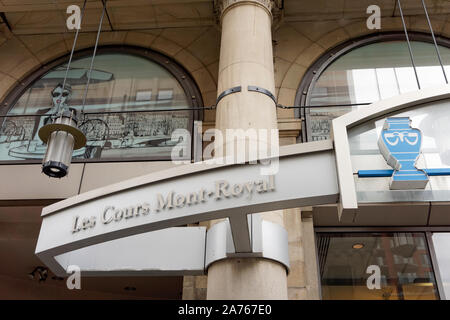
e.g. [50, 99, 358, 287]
[317, 232, 439, 300]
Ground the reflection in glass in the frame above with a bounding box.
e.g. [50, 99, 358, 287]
[0, 53, 193, 161]
[431, 233, 450, 299]
[317, 233, 438, 300]
[306, 41, 450, 141]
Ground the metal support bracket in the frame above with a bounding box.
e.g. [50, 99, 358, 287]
[205, 214, 290, 273]
[216, 86, 242, 104]
[216, 86, 277, 105]
[248, 85, 277, 104]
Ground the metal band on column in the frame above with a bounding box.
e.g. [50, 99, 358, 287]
[216, 86, 242, 104]
[248, 85, 277, 104]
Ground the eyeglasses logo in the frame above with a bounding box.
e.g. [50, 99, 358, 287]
[383, 131, 419, 146]
[359, 116, 450, 186]
[378, 117, 429, 190]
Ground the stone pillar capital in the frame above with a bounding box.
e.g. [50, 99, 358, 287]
[214, 0, 282, 21]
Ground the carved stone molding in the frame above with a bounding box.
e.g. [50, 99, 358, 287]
[214, 0, 283, 22]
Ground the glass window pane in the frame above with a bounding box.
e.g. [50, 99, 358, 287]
[306, 40, 450, 141]
[0, 52, 194, 161]
[375, 68, 399, 100]
[317, 232, 439, 300]
[431, 233, 450, 299]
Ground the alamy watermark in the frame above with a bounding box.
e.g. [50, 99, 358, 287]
[366, 265, 381, 290]
[66, 5, 81, 30]
[170, 127, 280, 175]
[367, 5, 381, 30]
[66, 265, 81, 290]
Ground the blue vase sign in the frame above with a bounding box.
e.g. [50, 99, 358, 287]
[378, 117, 429, 190]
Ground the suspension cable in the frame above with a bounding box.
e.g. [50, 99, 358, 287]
[421, 0, 448, 84]
[0, 102, 376, 119]
[398, 0, 421, 89]
[57, 0, 87, 114]
[80, 0, 106, 114]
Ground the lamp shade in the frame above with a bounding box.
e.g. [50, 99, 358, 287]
[38, 110, 86, 178]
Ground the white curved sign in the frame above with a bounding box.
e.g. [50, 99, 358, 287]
[35, 141, 339, 276]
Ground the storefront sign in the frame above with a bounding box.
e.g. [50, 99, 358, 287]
[71, 176, 276, 234]
[378, 117, 428, 190]
[354, 116, 450, 190]
[332, 85, 450, 219]
[35, 140, 339, 276]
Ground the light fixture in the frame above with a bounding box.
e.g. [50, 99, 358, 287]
[38, 109, 86, 178]
[413, 278, 434, 286]
[28, 267, 49, 283]
[124, 286, 137, 291]
[352, 243, 365, 249]
[37, 0, 104, 178]
[413, 282, 433, 287]
[38, 268, 48, 283]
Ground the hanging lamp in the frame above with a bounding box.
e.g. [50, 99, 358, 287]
[39, 0, 106, 178]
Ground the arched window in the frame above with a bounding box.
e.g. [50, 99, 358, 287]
[297, 33, 450, 142]
[0, 46, 202, 162]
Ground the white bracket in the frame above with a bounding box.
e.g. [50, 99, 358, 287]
[205, 214, 290, 273]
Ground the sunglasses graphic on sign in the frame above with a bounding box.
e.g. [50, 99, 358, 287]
[383, 131, 419, 146]
[378, 117, 429, 190]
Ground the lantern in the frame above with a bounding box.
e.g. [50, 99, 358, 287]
[38, 110, 86, 178]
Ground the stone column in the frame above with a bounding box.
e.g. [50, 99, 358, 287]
[215, 0, 278, 149]
[206, 0, 288, 300]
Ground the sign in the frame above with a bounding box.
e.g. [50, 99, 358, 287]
[35, 140, 339, 276]
[378, 117, 428, 190]
[70, 176, 276, 234]
[332, 85, 450, 218]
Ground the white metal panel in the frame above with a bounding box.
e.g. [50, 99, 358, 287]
[54, 227, 206, 276]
